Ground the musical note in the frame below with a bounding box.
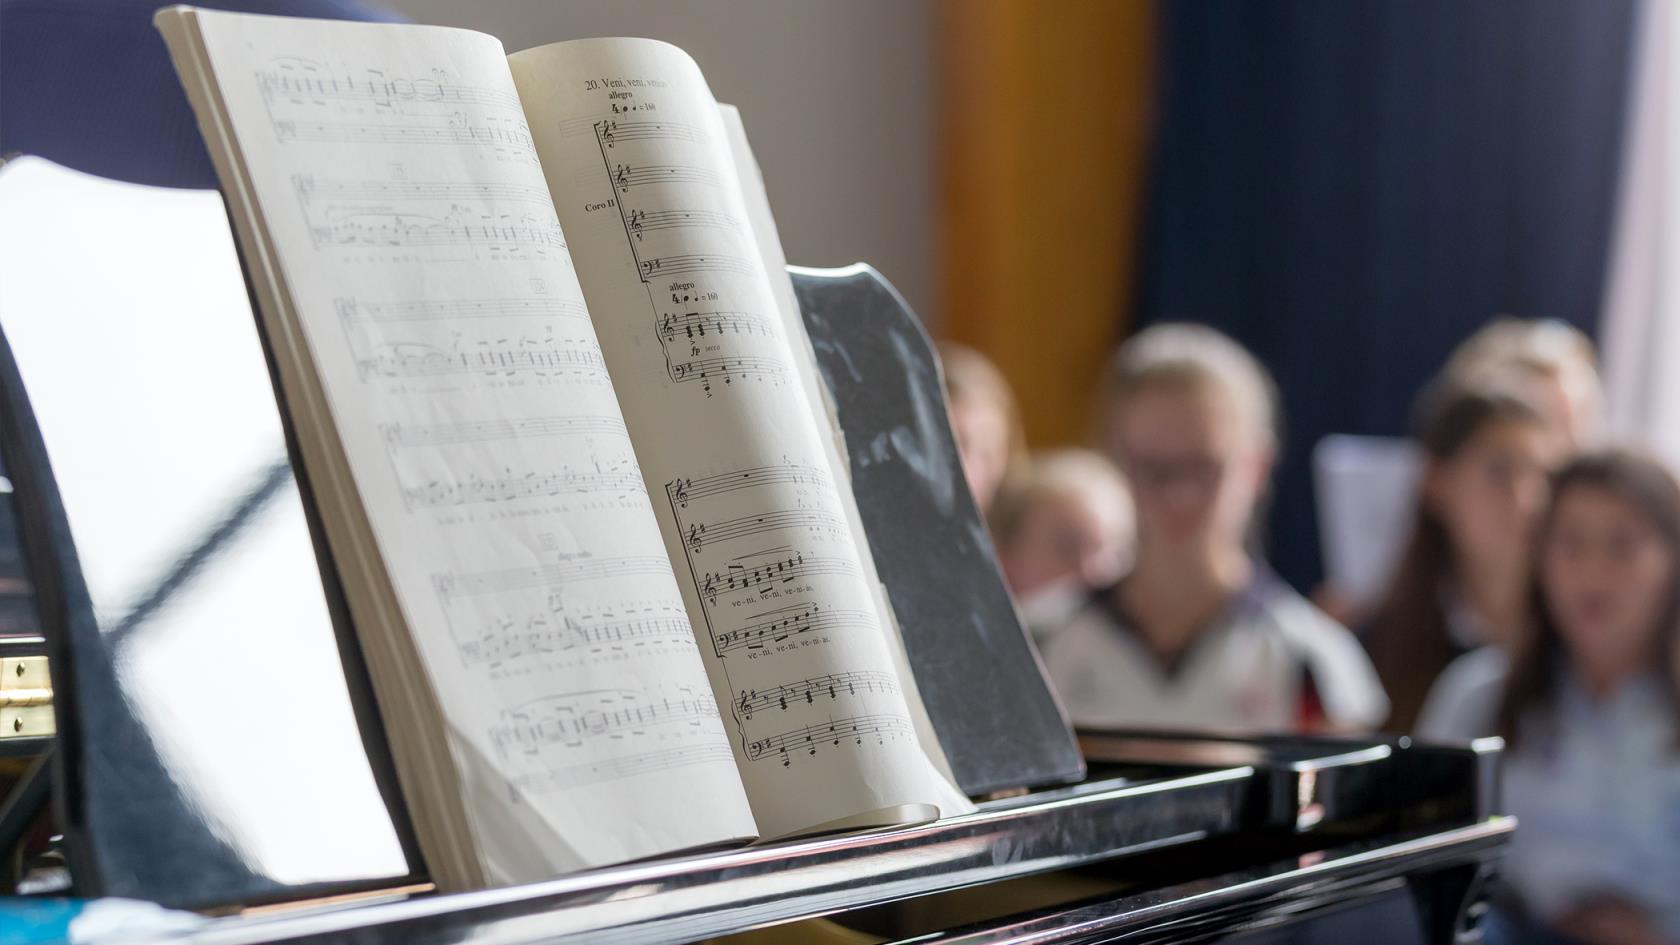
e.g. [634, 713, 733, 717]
[295, 175, 551, 205]
[308, 207, 565, 252]
[658, 309, 771, 343]
[667, 355, 786, 391]
[596, 119, 700, 147]
[735, 671, 899, 720]
[610, 162, 720, 191]
[713, 603, 875, 654]
[744, 715, 916, 767]
[637, 254, 754, 278]
[701, 550, 858, 603]
[667, 462, 830, 507]
[399, 461, 645, 510]
[627, 208, 737, 239]
[340, 296, 589, 324]
[676, 508, 844, 554]
[456, 604, 693, 666]
[490, 689, 718, 759]
[380, 415, 628, 451]
[257, 60, 525, 112]
[510, 743, 739, 792]
[352, 336, 606, 380]
[434, 555, 674, 599]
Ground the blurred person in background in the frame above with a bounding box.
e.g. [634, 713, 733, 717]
[1420, 450, 1680, 945]
[1314, 316, 1602, 630]
[1041, 324, 1387, 733]
[939, 341, 1027, 518]
[1362, 379, 1570, 732]
[1445, 317, 1603, 447]
[990, 448, 1134, 639]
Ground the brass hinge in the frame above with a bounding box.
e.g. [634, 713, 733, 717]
[1, 655, 53, 738]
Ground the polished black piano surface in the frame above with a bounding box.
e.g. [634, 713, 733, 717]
[88, 731, 1506, 945]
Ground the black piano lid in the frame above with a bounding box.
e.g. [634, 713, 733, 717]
[86, 737, 1508, 945]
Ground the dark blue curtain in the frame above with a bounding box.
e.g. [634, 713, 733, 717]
[1134, 0, 1640, 591]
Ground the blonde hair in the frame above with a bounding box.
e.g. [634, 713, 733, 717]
[1101, 323, 1279, 452]
[1445, 316, 1597, 382]
[991, 448, 1133, 547]
[939, 341, 1028, 482]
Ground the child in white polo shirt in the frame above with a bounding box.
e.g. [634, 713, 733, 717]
[1041, 323, 1387, 733]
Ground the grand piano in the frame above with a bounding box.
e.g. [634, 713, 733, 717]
[0, 159, 1510, 944]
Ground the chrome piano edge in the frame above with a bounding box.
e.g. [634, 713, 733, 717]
[917, 816, 1517, 945]
[140, 767, 1256, 945]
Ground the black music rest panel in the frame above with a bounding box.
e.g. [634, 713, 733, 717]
[791, 264, 1086, 796]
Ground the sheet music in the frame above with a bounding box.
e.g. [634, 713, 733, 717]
[186, 11, 755, 883]
[510, 38, 967, 835]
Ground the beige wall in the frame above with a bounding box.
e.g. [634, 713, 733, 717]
[381, 0, 939, 322]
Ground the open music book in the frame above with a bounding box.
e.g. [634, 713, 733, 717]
[155, 7, 977, 892]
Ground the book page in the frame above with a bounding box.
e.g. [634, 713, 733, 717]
[509, 39, 969, 836]
[169, 9, 756, 885]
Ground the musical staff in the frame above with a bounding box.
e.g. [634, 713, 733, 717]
[307, 207, 565, 252]
[295, 175, 551, 206]
[274, 116, 535, 152]
[598, 119, 700, 147]
[380, 415, 629, 451]
[399, 461, 645, 509]
[669, 462, 831, 506]
[745, 714, 916, 767]
[638, 254, 754, 279]
[611, 162, 721, 191]
[257, 61, 526, 112]
[701, 550, 858, 602]
[735, 671, 899, 720]
[434, 555, 673, 599]
[352, 337, 606, 380]
[668, 355, 787, 390]
[341, 296, 589, 324]
[714, 603, 874, 654]
[491, 689, 718, 758]
[628, 208, 737, 240]
[511, 743, 739, 792]
[658, 308, 770, 344]
[683, 508, 845, 554]
[457, 605, 693, 667]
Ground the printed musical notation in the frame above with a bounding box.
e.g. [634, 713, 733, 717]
[714, 603, 874, 654]
[670, 462, 830, 506]
[379, 415, 629, 452]
[490, 687, 718, 759]
[597, 119, 700, 147]
[638, 254, 753, 279]
[296, 175, 564, 256]
[510, 743, 738, 793]
[258, 57, 536, 160]
[658, 309, 770, 344]
[258, 59, 526, 111]
[336, 298, 606, 382]
[735, 671, 899, 720]
[344, 296, 589, 324]
[434, 555, 673, 600]
[611, 162, 720, 192]
[456, 601, 694, 667]
[398, 458, 645, 510]
[744, 714, 917, 767]
[682, 508, 845, 554]
[585, 119, 788, 399]
[351, 336, 606, 381]
[701, 549, 858, 604]
[627, 208, 737, 240]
